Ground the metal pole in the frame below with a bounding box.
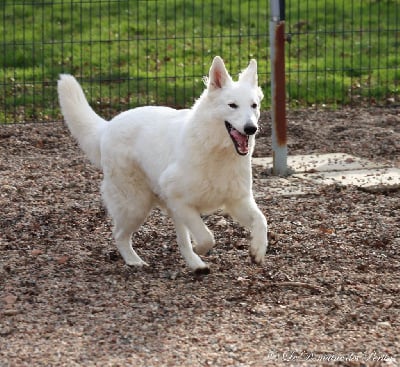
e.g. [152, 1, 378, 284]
[270, 0, 288, 176]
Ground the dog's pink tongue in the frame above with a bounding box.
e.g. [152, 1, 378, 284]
[231, 129, 249, 154]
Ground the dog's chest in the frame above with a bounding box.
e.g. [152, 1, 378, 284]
[159, 155, 252, 212]
[186, 160, 251, 210]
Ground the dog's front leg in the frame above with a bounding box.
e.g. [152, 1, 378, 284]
[168, 203, 214, 273]
[226, 197, 268, 264]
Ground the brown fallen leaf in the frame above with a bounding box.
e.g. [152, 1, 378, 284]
[31, 249, 44, 256]
[319, 226, 335, 235]
[4, 294, 18, 307]
[57, 255, 70, 265]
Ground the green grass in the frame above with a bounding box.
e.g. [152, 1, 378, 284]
[285, 0, 400, 106]
[0, 0, 399, 122]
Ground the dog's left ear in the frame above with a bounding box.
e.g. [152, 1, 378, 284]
[239, 59, 258, 86]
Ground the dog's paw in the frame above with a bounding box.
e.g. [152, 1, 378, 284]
[250, 245, 266, 265]
[193, 231, 215, 256]
[193, 242, 214, 256]
[125, 259, 149, 267]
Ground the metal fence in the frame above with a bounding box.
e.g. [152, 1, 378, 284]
[0, 0, 399, 123]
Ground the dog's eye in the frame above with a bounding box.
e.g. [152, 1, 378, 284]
[228, 103, 238, 109]
[251, 103, 258, 109]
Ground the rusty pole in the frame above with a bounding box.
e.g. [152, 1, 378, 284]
[270, 0, 288, 176]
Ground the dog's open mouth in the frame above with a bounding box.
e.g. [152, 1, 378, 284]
[225, 121, 249, 156]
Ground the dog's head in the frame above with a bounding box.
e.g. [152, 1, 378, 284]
[203, 56, 264, 156]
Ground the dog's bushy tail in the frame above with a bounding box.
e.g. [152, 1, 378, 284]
[57, 74, 106, 168]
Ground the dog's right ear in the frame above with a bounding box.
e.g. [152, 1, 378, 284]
[206, 56, 232, 91]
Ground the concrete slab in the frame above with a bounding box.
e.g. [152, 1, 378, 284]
[252, 153, 399, 193]
[253, 153, 387, 174]
[294, 168, 400, 192]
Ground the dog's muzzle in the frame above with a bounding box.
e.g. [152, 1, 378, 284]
[225, 121, 257, 156]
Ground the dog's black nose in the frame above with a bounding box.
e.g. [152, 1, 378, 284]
[244, 124, 257, 135]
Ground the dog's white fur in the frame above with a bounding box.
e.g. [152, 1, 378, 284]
[58, 56, 268, 273]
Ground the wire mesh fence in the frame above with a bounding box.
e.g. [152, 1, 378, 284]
[286, 0, 400, 108]
[0, 0, 399, 123]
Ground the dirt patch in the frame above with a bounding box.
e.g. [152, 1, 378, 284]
[1, 108, 399, 366]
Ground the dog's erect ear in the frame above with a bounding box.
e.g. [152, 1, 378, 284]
[207, 56, 232, 91]
[239, 59, 258, 86]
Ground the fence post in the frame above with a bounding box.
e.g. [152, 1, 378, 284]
[269, 0, 288, 176]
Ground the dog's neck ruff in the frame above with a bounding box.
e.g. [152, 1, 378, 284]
[225, 121, 250, 156]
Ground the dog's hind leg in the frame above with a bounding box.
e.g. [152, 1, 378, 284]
[114, 227, 149, 267]
[226, 197, 268, 265]
[102, 180, 152, 267]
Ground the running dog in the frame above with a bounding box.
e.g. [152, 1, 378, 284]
[58, 56, 268, 273]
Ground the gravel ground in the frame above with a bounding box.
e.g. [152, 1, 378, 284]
[1, 107, 399, 366]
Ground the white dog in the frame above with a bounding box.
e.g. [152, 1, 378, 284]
[58, 56, 268, 273]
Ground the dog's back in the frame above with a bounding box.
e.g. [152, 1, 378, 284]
[100, 106, 191, 192]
